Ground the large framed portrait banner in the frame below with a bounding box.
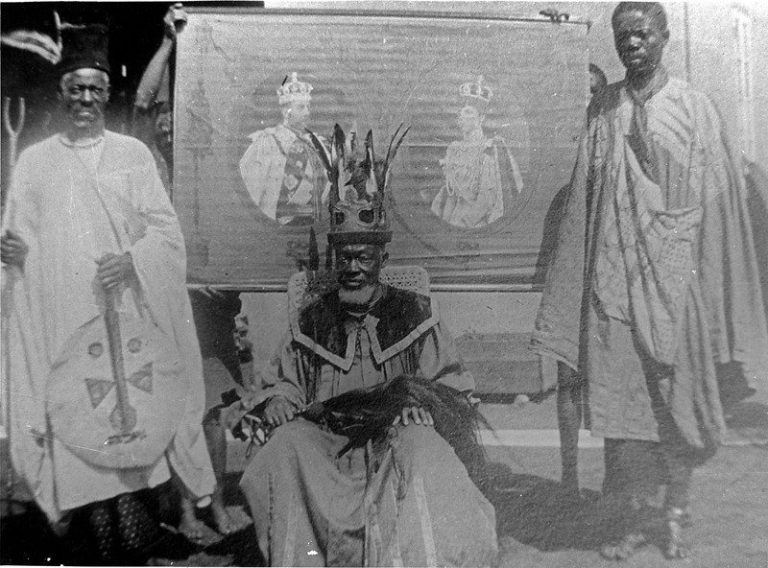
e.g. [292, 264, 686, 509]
[174, 7, 590, 288]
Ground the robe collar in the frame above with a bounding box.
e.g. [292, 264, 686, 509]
[290, 285, 439, 371]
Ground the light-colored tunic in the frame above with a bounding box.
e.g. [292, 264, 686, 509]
[532, 76, 768, 447]
[238, 287, 498, 566]
[1, 131, 215, 522]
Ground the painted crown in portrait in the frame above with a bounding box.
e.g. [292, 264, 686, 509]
[306, 124, 410, 245]
[459, 75, 493, 104]
[277, 72, 313, 105]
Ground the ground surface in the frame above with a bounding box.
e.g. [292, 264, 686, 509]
[2, 394, 767, 567]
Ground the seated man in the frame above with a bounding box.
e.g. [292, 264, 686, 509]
[229, 126, 498, 566]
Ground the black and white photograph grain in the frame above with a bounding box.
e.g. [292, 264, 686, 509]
[1, 1, 767, 566]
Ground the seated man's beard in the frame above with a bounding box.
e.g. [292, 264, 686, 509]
[338, 283, 378, 306]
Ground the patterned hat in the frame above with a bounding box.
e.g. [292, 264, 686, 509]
[58, 24, 110, 77]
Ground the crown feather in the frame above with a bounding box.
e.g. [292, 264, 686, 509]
[382, 123, 410, 191]
[308, 226, 320, 272]
[333, 124, 354, 199]
[364, 130, 379, 199]
[306, 128, 332, 174]
[332, 123, 346, 167]
[304, 123, 408, 246]
[349, 128, 359, 158]
[306, 127, 339, 217]
[384, 123, 405, 166]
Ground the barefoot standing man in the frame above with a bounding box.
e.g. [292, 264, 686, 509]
[532, 2, 768, 560]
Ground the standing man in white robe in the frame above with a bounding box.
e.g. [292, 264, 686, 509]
[0, 22, 214, 564]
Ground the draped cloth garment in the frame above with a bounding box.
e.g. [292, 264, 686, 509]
[531, 77, 768, 448]
[237, 286, 498, 566]
[1, 131, 215, 522]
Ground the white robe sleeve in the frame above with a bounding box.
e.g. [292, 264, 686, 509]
[1, 147, 60, 521]
[125, 143, 216, 499]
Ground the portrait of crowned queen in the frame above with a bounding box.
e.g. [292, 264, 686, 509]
[430, 76, 524, 229]
[239, 72, 330, 226]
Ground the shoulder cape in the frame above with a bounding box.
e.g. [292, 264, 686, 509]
[290, 285, 439, 371]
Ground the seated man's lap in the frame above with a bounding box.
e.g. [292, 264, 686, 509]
[252, 419, 354, 471]
[387, 424, 457, 469]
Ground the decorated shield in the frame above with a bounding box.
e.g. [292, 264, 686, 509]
[47, 310, 188, 470]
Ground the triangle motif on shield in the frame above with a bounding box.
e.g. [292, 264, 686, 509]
[127, 362, 153, 394]
[85, 378, 115, 409]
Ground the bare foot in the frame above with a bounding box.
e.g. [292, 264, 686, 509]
[210, 500, 245, 535]
[178, 500, 206, 542]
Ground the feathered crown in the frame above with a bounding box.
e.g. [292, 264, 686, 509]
[277, 72, 313, 105]
[459, 75, 492, 104]
[306, 123, 409, 245]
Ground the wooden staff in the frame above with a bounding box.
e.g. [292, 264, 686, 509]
[1, 95, 25, 513]
[103, 288, 137, 436]
[2, 97, 25, 173]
